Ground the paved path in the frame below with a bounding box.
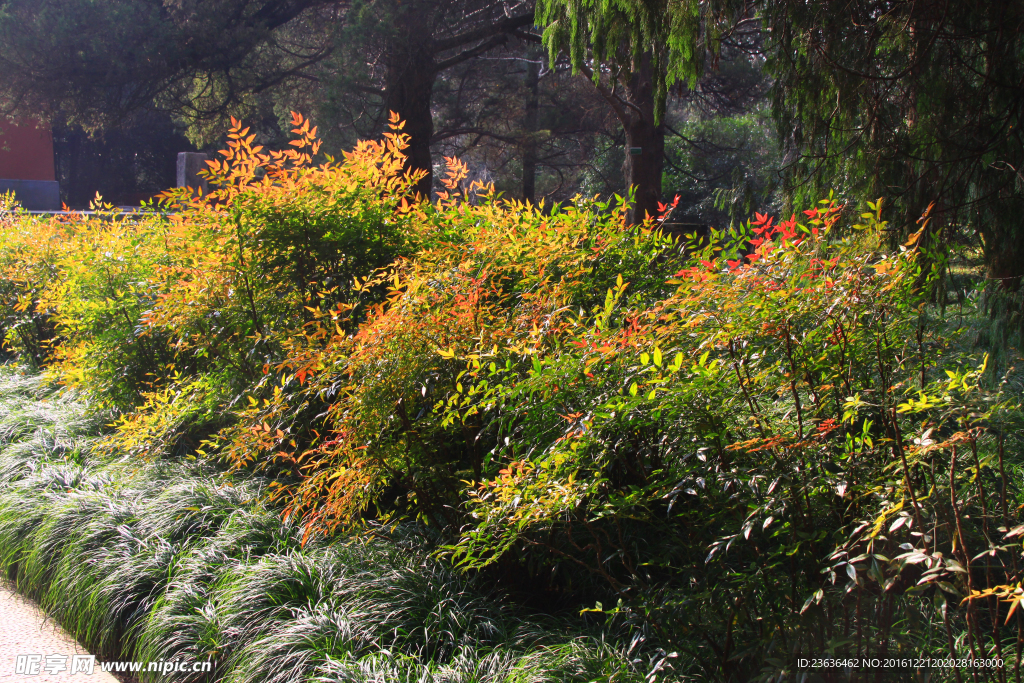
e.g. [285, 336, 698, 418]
[0, 584, 119, 682]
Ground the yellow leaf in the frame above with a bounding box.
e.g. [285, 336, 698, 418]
[1007, 596, 1021, 624]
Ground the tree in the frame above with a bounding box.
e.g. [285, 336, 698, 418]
[661, 32, 780, 227]
[0, 0, 536, 197]
[534, 0, 746, 223]
[429, 43, 620, 203]
[761, 0, 1024, 287]
[358, 0, 536, 195]
[0, 0, 336, 127]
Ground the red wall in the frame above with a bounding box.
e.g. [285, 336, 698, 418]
[0, 119, 56, 181]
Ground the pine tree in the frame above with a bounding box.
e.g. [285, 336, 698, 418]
[535, 0, 744, 222]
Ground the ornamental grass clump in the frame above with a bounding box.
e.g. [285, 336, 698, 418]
[0, 366, 643, 683]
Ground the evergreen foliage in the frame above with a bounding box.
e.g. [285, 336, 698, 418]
[761, 0, 1024, 286]
[536, 0, 728, 123]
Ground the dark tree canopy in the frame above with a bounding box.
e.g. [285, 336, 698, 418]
[762, 0, 1024, 284]
[356, 0, 536, 193]
[0, 0, 536, 195]
[1, 0, 1018, 291]
[0, 0, 335, 126]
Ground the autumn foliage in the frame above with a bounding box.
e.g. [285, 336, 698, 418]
[1, 116, 1022, 680]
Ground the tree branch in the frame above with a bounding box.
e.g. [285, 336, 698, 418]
[575, 62, 629, 125]
[434, 34, 513, 73]
[433, 13, 536, 54]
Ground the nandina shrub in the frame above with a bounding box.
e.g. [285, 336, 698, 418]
[113, 114, 456, 462]
[0, 196, 60, 368]
[216, 161, 683, 531]
[0, 113, 433, 417]
[0, 198, 176, 405]
[138, 114, 435, 396]
[441, 203, 1024, 680]
[232, 178, 1023, 679]
[148, 113, 435, 352]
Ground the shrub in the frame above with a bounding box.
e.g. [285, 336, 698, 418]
[1, 115, 1022, 681]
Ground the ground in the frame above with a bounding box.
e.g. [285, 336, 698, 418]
[0, 583, 119, 682]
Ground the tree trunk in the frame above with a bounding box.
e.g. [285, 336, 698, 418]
[384, 6, 437, 198]
[984, 224, 1024, 290]
[621, 54, 665, 225]
[521, 51, 540, 204]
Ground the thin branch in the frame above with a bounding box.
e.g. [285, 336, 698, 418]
[433, 13, 536, 54]
[434, 34, 513, 73]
